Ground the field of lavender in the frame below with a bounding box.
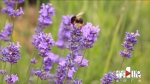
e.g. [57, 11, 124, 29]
[0, 0, 150, 84]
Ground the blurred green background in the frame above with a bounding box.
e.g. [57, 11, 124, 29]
[0, 0, 150, 84]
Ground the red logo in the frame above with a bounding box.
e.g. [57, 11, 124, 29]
[126, 71, 131, 76]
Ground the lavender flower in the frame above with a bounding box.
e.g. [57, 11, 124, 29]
[31, 58, 37, 64]
[5, 74, 19, 84]
[29, 78, 33, 82]
[2, 0, 24, 17]
[36, 3, 55, 32]
[0, 24, 13, 41]
[55, 60, 67, 84]
[43, 56, 52, 72]
[69, 23, 83, 51]
[74, 79, 82, 84]
[32, 32, 55, 57]
[30, 68, 35, 76]
[100, 72, 119, 84]
[0, 57, 7, 62]
[68, 68, 76, 80]
[1, 42, 21, 64]
[0, 70, 6, 75]
[56, 15, 73, 48]
[74, 56, 88, 67]
[43, 52, 59, 72]
[34, 69, 50, 80]
[4, 0, 25, 6]
[120, 30, 140, 58]
[82, 22, 100, 48]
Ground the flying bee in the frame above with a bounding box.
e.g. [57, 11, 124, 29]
[71, 12, 84, 27]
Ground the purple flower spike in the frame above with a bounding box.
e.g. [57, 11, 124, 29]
[36, 3, 55, 32]
[100, 72, 119, 84]
[31, 58, 37, 64]
[34, 69, 49, 80]
[0, 70, 6, 75]
[1, 42, 21, 64]
[14, 7, 24, 17]
[68, 68, 76, 80]
[32, 32, 55, 57]
[82, 22, 100, 48]
[5, 74, 19, 84]
[74, 56, 88, 67]
[0, 24, 13, 41]
[120, 30, 140, 58]
[55, 60, 67, 84]
[2, 0, 24, 17]
[56, 15, 73, 48]
[43, 52, 60, 71]
[4, 0, 25, 7]
[74, 79, 82, 84]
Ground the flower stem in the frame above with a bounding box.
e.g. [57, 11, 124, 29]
[10, 3, 18, 41]
[10, 64, 13, 77]
[119, 58, 125, 70]
[23, 50, 35, 84]
[63, 51, 73, 84]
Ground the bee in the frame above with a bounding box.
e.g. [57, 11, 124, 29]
[71, 12, 84, 27]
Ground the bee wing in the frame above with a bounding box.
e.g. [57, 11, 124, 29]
[76, 12, 84, 19]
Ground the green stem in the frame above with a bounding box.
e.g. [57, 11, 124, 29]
[25, 63, 32, 84]
[10, 64, 13, 76]
[119, 58, 125, 70]
[23, 50, 35, 84]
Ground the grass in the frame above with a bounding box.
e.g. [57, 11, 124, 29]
[0, 0, 150, 84]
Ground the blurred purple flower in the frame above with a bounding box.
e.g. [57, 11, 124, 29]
[2, 0, 24, 17]
[4, 0, 25, 6]
[74, 56, 88, 67]
[68, 68, 76, 80]
[1, 42, 21, 64]
[30, 68, 35, 76]
[0, 24, 13, 41]
[34, 69, 49, 80]
[100, 72, 119, 84]
[31, 58, 37, 64]
[56, 15, 73, 48]
[0, 70, 6, 75]
[29, 78, 33, 82]
[5, 74, 19, 84]
[32, 32, 55, 57]
[36, 3, 55, 32]
[74, 79, 82, 84]
[120, 30, 140, 58]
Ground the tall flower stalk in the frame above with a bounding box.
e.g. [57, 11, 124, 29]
[1, 42, 21, 83]
[0, 0, 24, 84]
[100, 30, 140, 84]
[26, 3, 56, 83]
[55, 21, 100, 84]
[119, 30, 140, 70]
